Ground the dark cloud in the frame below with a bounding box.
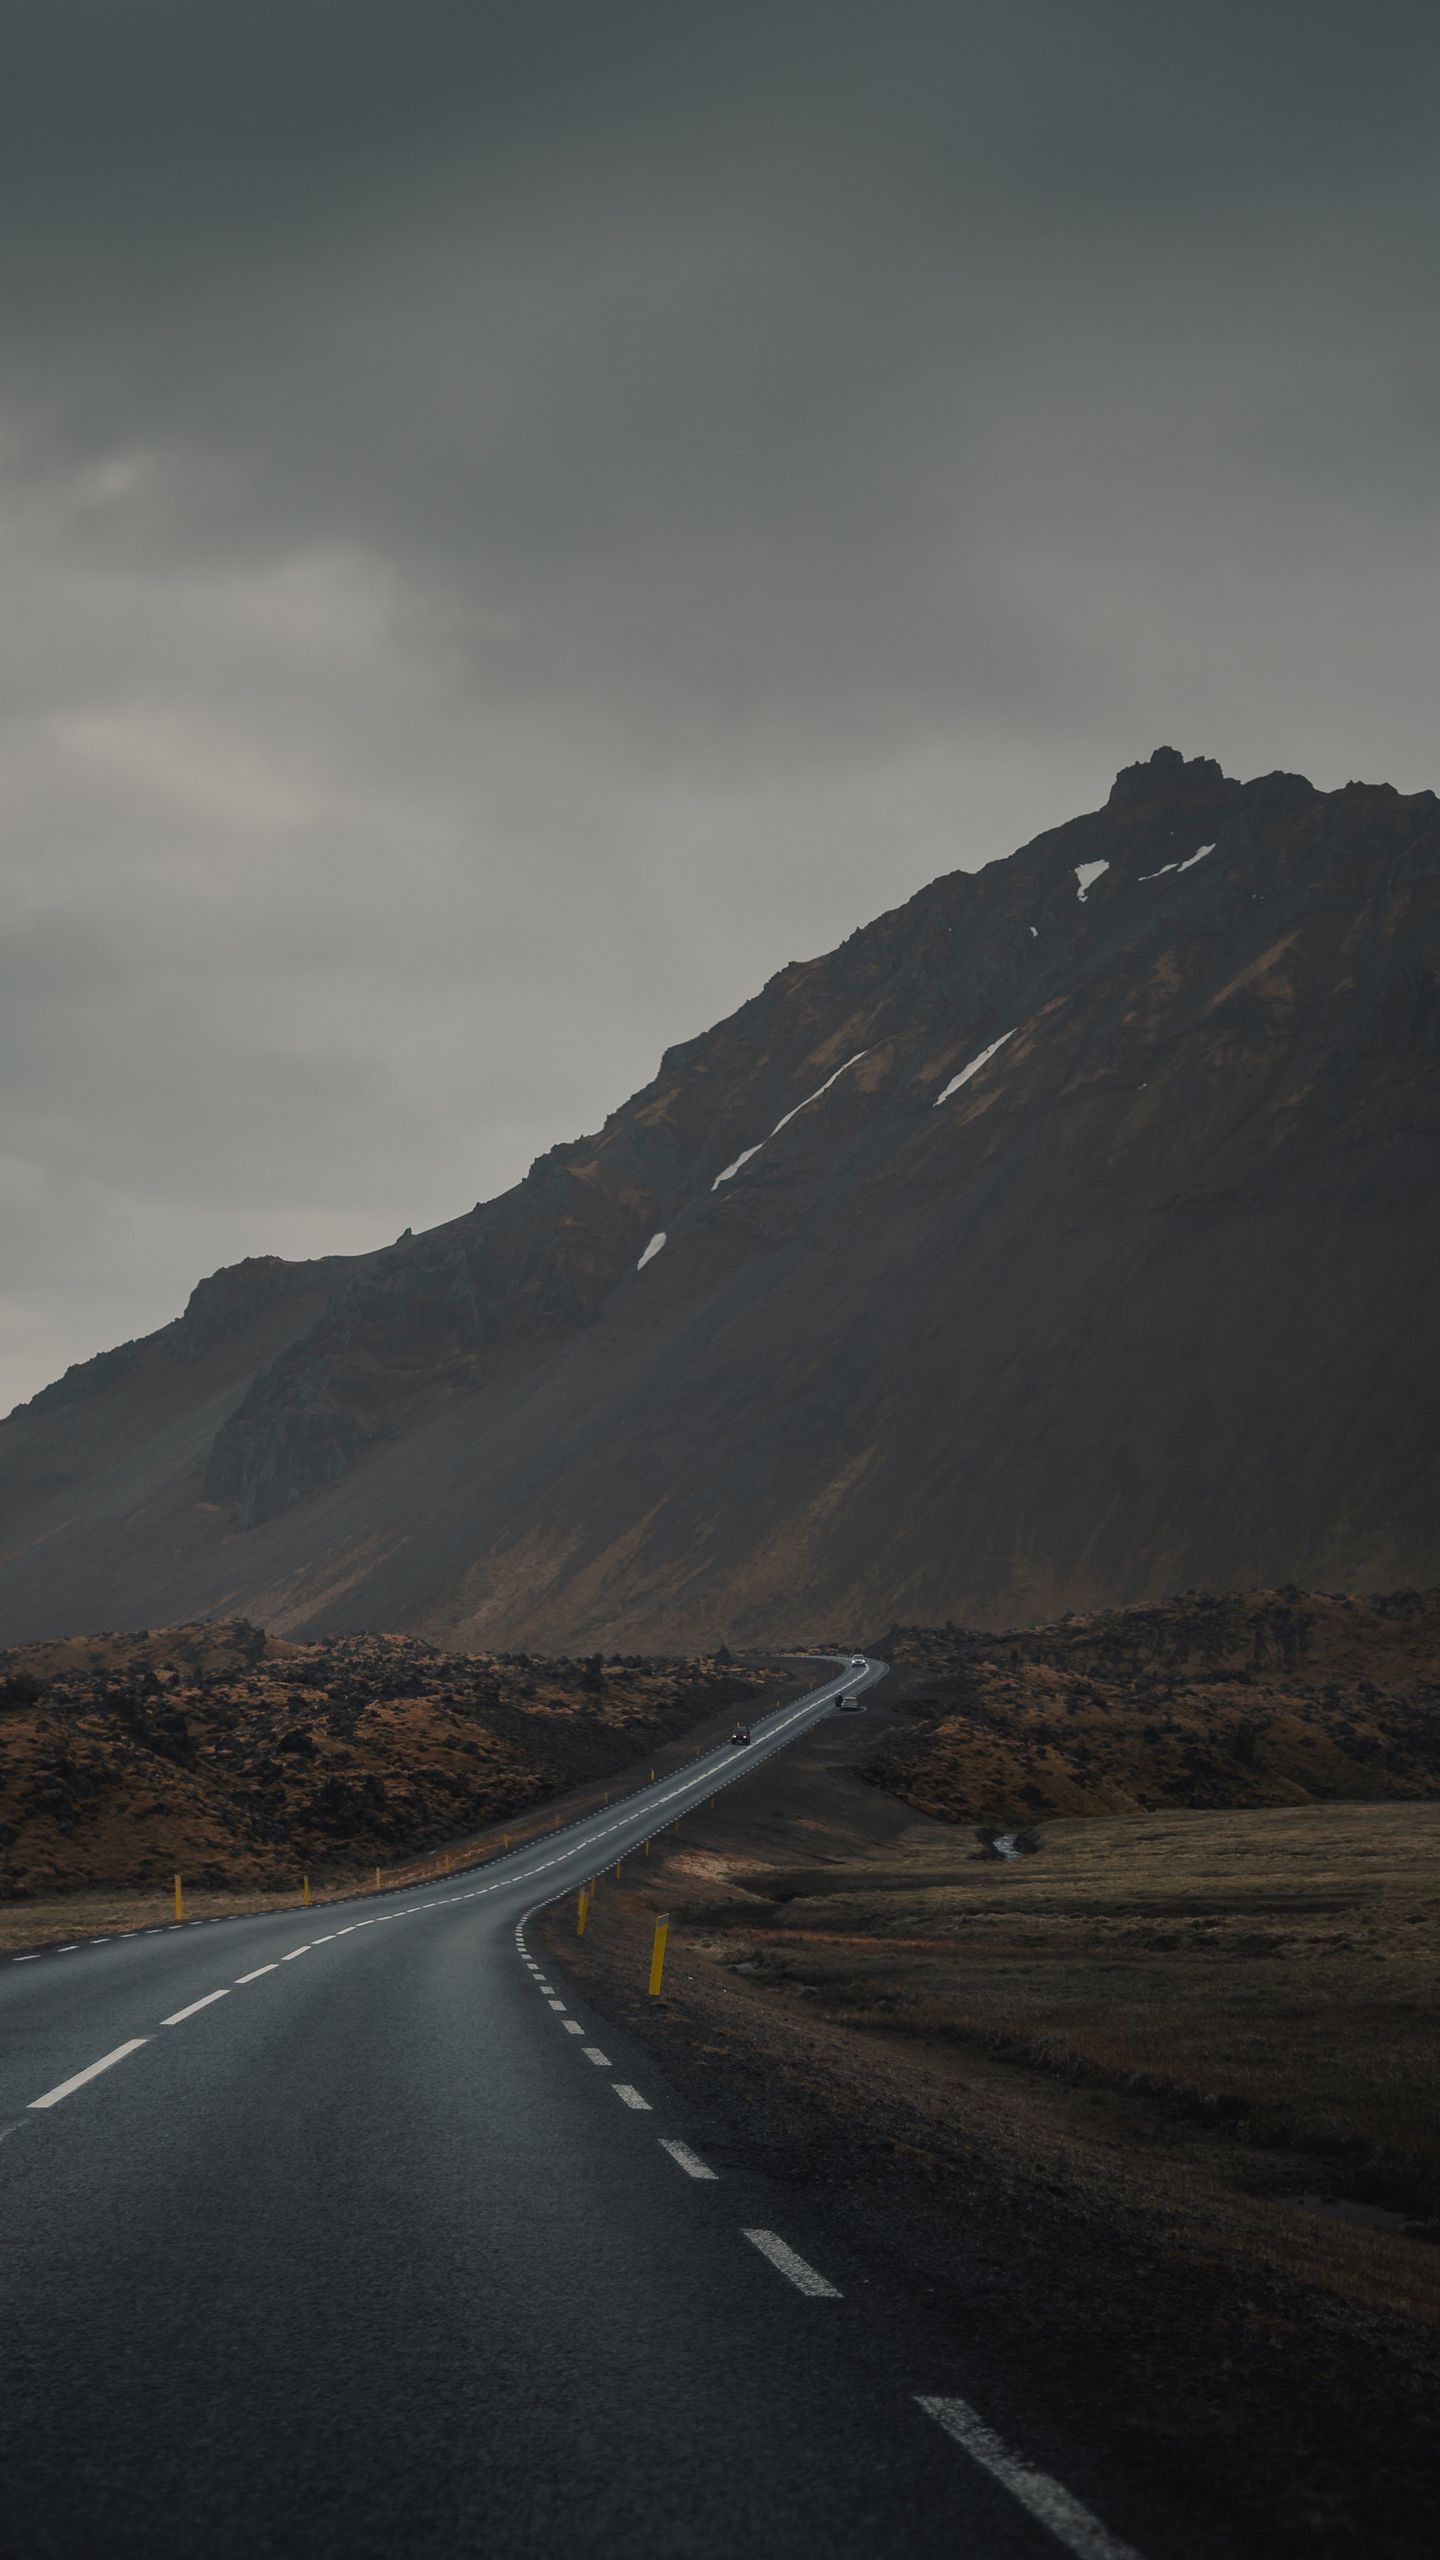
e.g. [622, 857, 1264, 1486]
[2, 1, 1438, 1407]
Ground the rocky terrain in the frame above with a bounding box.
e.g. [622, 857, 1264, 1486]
[0, 1620, 780, 1898]
[866, 1586, 1440, 1829]
[1, 746, 1437, 1649]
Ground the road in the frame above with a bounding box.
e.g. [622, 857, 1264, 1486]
[1, 1657, 1164, 2560]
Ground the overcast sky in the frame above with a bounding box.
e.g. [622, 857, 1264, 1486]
[3, 0, 1438, 1413]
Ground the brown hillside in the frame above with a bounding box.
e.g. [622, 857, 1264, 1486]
[0, 1621, 780, 1897]
[867, 1587, 1440, 1829]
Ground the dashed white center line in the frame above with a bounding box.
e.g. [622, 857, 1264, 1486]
[29, 2041, 149, 2111]
[613, 2084, 652, 2111]
[581, 2047, 610, 2066]
[743, 2230, 842, 2297]
[562, 2020, 585, 2036]
[915, 2398, 1143, 2560]
[660, 2139, 718, 2181]
[281, 1947, 311, 1961]
[58, 1945, 80, 1953]
[236, 1964, 278, 1983]
[161, 1989, 230, 2027]
[310, 1935, 336, 1944]
[13, 1954, 40, 1963]
[546, 1998, 567, 2011]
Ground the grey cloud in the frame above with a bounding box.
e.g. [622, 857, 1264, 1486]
[2, 1, 1439, 1409]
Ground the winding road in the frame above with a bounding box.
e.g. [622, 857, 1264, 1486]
[1, 1657, 1158, 2560]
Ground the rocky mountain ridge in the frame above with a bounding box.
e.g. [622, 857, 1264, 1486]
[1, 745, 1436, 1647]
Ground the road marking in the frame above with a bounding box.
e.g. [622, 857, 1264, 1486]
[58, 1945, 80, 1953]
[660, 2139, 718, 2181]
[161, 1989, 231, 2026]
[310, 1934, 336, 1944]
[742, 2230, 842, 2297]
[613, 2084, 652, 2111]
[581, 2047, 612, 2064]
[236, 1964, 278, 1983]
[29, 2041, 149, 2110]
[546, 1998, 567, 2011]
[13, 1954, 40, 1963]
[282, 1947, 311, 1961]
[915, 2398, 1143, 2560]
[562, 2020, 585, 2035]
[0, 2121, 29, 2143]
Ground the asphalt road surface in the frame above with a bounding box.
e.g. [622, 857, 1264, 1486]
[2, 1658, 1179, 2560]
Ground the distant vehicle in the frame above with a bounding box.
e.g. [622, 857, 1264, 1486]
[839, 1697, 863, 1712]
[730, 1726, 751, 1745]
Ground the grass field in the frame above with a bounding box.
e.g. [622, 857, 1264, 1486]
[562, 1745, 1440, 2330]
[721, 1799, 1440, 2223]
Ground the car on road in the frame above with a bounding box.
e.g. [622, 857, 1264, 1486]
[730, 1726, 751, 1744]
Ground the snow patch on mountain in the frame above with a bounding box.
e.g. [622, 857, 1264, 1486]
[636, 1232, 667, 1270]
[1075, 862, 1109, 902]
[711, 1052, 868, 1189]
[1139, 842, 1216, 883]
[934, 1029, 1015, 1107]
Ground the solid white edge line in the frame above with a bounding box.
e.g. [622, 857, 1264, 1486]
[612, 2084, 652, 2111]
[660, 2139, 718, 2181]
[742, 2229, 842, 2297]
[915, 2398, 1144, 2560]
[29, 2040, 149, 2110]
[161, 1988, 231, 2027]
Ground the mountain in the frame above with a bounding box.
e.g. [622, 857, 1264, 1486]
[2, 746, 1437, 1649]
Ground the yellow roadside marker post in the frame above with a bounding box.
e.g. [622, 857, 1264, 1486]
[577, 1885, 590, 1936]
[303, 1875, 311, 1908]
[614, 1860, 622, 1880]
[648, 1913, 670, 1999]
[174, 1875, 184, 1922]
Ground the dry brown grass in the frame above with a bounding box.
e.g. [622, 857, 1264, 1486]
[736, 1802, 1440, 2212]
[561, 1759, 1440, 2330]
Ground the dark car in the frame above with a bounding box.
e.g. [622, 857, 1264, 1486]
[730, 1726, 751, 1745]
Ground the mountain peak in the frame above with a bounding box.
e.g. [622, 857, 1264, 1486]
[1106, 745, 1226, 806]
[1, 754, 1437, 1648]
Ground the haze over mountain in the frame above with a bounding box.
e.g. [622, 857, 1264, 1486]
[2, 746, 1436, 1651]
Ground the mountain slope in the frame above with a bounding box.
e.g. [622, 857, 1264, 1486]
[2, 745, 1437, 1647]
